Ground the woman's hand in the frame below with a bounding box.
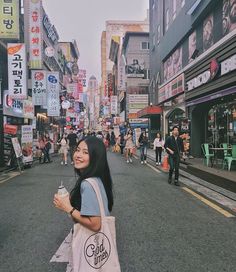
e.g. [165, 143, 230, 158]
[53, 194, 73, 214]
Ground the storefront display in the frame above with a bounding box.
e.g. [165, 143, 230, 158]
[207, 102, 236, 146]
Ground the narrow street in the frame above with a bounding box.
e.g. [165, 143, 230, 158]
[0, 153, 236, 272]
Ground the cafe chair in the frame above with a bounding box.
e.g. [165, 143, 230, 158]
[220, 143, 230, 168]
[223, 144, 236, 171]
[201, 143, 214, 167]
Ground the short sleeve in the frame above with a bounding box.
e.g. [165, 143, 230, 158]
[80, 181, 100, 216]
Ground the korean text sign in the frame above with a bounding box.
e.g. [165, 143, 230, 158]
[0, 0, 19, 39]
[8, 43, 27, 100]
[47, 72, 60, 116]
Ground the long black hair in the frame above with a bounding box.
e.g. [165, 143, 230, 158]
[70, 136, 113, 212]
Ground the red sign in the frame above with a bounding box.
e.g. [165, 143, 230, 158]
[4, 124, 18, 135]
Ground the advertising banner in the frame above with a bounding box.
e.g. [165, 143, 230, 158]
[11, 137, 22, 158]
[28, 0, 43, 69]
[118, 57, 126, 90]
[203, 14, 214, 52]
[223, 0, 236, 35]
[47, 72, 60, 116]
[8, 43, 27, 100]
[110, 95, 118, 115]
[21, 125, 33, 163]
[3, 124, 17, 165]
[0, 0, 19, 39]
[126, 59, 145, 78]
[163, 46, 182, 82]
[32, 70, 47, 106]
[158, 73, 184, 103]
[78, 69, 87, 87]
[23, 99, 34, 119]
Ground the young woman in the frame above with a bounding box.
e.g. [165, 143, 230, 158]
[153, 132, 164, 165]
[124, 129, 135, 163]
[53, 136, 113, 232]
[138, 131, 149, 164]
[57, 134, 69, 165]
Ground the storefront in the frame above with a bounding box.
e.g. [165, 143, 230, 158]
[137, 105, 162, 141]
[185, 34, 236, 157]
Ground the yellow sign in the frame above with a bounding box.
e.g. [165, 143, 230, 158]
[0, 0, 19, 39]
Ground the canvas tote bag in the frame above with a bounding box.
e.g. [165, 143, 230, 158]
[71, 178, 121, 272]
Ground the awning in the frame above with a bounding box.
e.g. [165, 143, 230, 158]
[137, 105, 162, 118]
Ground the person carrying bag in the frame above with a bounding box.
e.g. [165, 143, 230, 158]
[51, 136, 121, 272]
[71, 178, 120, 271]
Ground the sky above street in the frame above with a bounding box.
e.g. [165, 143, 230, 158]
[42, 0, 149, 83]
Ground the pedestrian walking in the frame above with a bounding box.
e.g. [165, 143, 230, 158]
[43, 135, 53, 163]
[105, 132, 111, 149]
[53, 136, 120, 271]
[67, 128, 78, 165]
[153, 132, 164, 165]
[57, 134, 69, 165]
[164, 126, 184, 186]
[124, 129, 135, 163]
[110, 131, 116, 152]
[37, 136, 45, 163]
[117, 133, 125, 155]
[138, 131, 149, 164]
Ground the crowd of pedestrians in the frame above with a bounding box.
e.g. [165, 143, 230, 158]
[37, 126, 184, 186]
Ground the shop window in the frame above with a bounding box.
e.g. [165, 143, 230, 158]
[207, 102, 236, 146]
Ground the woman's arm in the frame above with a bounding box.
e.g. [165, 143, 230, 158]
[53, 194, 101, 232]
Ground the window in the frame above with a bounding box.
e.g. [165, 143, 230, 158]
[141, 42, 150, 50]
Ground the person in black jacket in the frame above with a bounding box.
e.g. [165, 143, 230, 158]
[164, 126, 184, 186]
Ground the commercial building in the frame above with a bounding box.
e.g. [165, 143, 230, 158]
[150, 0, 236, 157]
[100, 17, 149, 116]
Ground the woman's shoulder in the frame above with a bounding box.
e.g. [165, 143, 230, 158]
[81, 178, 100, 189]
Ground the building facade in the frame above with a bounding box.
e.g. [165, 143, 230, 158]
[150, 0, 236, 157]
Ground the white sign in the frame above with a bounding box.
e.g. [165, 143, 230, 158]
[23, 99, 34, 119]
[47, 72, 60, 116]
[187, 70, 211, 91]
[32, 70, 47, 106]
[8, 43, 27, 100]
[129, 118, 149, 123]
[67, 83, 77, 94]
[45, 46, 55, 57]
[21, 125, 33, 163]
[221, 54, 236, 76]
[11, 137, 22, 158]
[111, 96, 118, 115]
[28, 0, 43, 69]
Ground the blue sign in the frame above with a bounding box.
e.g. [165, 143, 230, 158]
[48, 75, 57, 84]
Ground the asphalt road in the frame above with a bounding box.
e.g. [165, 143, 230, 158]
[0, 152, 236, 272]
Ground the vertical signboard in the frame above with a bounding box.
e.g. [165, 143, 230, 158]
[0, 0, 19, 39]
[32, 70, 47, 105]
[21, 125, 33, 164]
[78, 69, 87, 87]
[8, 43, 27, 100]
[47, 72, 60, 116]
[28, 0, 43, 69]
[110, 95, 118, 115]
